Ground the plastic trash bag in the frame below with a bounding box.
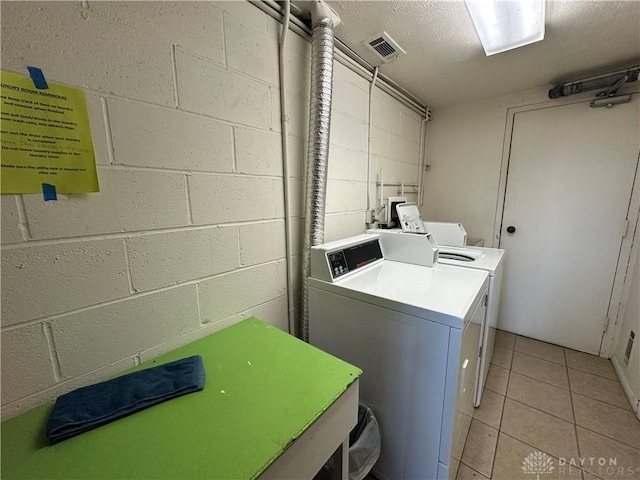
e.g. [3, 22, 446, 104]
[349, 403, 381, 480]
[319, 403, 381, 480]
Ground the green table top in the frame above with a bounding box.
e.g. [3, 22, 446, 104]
[1, 318, 361, 479]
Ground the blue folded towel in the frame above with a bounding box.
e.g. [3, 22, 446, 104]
[46, 355, 205, 444]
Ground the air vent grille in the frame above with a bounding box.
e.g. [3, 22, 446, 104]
[363, 31, 406, 65]
[369, 37, 397, 57]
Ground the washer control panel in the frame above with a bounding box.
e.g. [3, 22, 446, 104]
[328, 239, 383, 279]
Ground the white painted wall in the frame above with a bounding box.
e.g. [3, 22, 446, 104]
[422, 83, 640, 400]
[422, 88, 556, 245]
[422, 85, 640, 246]
[0, 1, 422, 419]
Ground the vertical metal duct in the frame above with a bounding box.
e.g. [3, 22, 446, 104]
[300, 2, 338, 341]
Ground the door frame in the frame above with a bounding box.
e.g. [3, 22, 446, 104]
[491, 86, 640, 357]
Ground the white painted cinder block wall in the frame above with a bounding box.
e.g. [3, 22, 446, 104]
[0, 1, 423, 419]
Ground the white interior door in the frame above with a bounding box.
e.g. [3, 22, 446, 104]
[498, 98, 639, 354]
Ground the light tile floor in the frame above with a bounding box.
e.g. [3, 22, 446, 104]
[457, 330, 640, 480]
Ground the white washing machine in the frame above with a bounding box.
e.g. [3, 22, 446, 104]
[308, 234, 489, 480]
[437, 245, 505, 407]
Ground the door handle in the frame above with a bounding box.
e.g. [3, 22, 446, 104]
[506, 226, 516, 234]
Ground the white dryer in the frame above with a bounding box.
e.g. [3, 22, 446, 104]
[309, 234, 489, 480]
[437, 246, 505, 407]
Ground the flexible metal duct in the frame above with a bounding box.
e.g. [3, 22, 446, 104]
[300, 9, 336, 341]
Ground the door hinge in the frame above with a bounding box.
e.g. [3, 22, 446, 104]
[622, 220, 629, 238]
[603, 316, 611, 333]
[484, 294, 488, 307]
[479, 345, 483, 359]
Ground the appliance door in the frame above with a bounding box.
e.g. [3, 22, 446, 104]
[475, 261, 504, 406]
[448, 292, 484, 480]
[309, 287, 450, 480]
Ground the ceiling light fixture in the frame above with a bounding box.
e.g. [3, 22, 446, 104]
[465, 0, 545, 56]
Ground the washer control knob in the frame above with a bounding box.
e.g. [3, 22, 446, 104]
[506, 226, 516, 234]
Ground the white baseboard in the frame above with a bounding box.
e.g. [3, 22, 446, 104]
[611, 354, 639, 420]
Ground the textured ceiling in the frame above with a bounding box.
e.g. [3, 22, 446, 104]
[295, 0, 640, 108]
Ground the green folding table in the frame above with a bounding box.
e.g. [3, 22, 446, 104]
[1, 318, 362, 479]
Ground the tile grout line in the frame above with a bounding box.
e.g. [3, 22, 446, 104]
[506, 368, 570, 392]
[496, 353, 631, 411]
[567, 399, 640, 451]
[470, 412, 502, 432]
[493, 336, 639, 454]
[566, 370, 635, 411]
[458, 417, 498, 479]
[503, 332, 619, 381]
[516, 330, 616, 382]
[571, 388, 638, 416]
[565, 363, 621, 382]
[500, 350, 636, 425]
[512, 348, 567, 367]
[498, 343, 639, 464]
[503, 396, 575, 425]
[458, 460, 489, 479]
[496, 431, 583, 478]
[566, 347, 584, 479]
[487, 336, 516, 479]
[456, 422, 478, 478]
[484, 384, 507, 397]
[458, 339, 513, 479]
[500, 351, 570, 391]
[512, 349, 566, 366]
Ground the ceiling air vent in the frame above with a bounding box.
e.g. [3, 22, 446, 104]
[364, 31, 406, 64]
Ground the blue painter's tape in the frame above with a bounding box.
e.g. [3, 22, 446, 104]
[27, 66, 49, 89]
[42, 183, 57, 201]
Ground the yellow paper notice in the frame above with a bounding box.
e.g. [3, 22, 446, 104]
[1, 70, 99, 194]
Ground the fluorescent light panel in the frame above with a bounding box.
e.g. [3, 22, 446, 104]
[465, 0, 545, 56]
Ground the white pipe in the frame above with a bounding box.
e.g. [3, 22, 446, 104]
[336, 52, 424, 114]
[278, 0, 296, 336]
[379, 169, 384, 208]
[250, 0, 427, 116]
[418, 109, 431, 210]
[366, 66, 379, 218]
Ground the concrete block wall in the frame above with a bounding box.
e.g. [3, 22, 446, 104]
[0, 1, 423, 419]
